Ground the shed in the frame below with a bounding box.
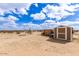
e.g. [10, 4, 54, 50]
[54, 25, 73, 41]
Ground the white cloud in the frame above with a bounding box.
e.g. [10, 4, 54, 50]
[25, 3, 32, 10]
[75, 18, 79, 21]
[42, 3, 79, 21]
[22, 22, 57, 30]
[0, 3, 32, 16]
[60, 3, 75, 11]
[58, 20, 79, 30]
[40, 3, 79, 30]
[0, 17, 6, 21]
[31, 12, 46, 20]
[21, 20, 73, 30]
[10, 3, 32, 15]
[0, 3, 79, 30]
[0, 8, 5, 15]
[0, 16, 19, 30]
[3, 21, 17, 27]
[0, 15, 19, 22]
[58, 3, 79, 14]
[0, 3, 32, 10]
[7, 15, 19, 21]
[34, 3, 38, 7]
[11, 7, 28, 15]
[0, 21, 18, 30]
[61, 21, 79, 25]
[22, 22, 42, 30]
[44, 20, 56, 23]
[40, 20, 58, 29]
[19, 8, 28, 15]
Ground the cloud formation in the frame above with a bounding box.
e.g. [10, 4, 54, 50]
[0, 3, 79, 30]
[31, 12, 46, 20]
[41, 3, 77, 21]
[0, 15, 19, 30]
[0, 3, 32, 16]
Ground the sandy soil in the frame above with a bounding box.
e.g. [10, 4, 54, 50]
[0, 32, 79, 56]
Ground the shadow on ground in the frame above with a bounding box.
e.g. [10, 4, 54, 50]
[47, 38, 70, 44]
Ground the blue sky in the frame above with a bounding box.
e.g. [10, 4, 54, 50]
[0, 3, 79, 30]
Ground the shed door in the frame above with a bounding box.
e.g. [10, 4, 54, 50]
[57, 27, 67, 40]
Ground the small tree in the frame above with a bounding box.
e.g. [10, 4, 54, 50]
[28, 28, 32, 34]
[28, 24, 32, 34]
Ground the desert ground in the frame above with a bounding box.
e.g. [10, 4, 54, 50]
[0, 31, 79, 56]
